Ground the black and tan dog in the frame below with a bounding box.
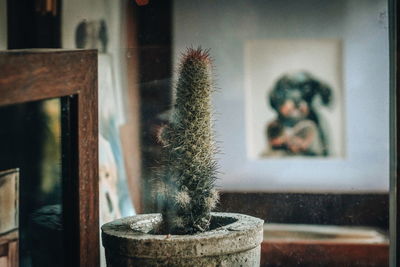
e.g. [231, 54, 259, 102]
[264, 71, 332, 157]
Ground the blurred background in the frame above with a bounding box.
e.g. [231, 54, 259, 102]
[0, 0, 391, 266]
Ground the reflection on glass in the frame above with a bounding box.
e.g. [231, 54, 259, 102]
[0, 99, 63, 266]
[135, 0, 390, 265]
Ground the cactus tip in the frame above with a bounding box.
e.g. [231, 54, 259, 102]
[183, 47, 211, 63]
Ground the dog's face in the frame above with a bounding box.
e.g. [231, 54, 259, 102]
[278, 89, 309, 121]
[269, 72, 331, 123]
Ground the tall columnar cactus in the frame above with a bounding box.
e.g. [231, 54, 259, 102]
[157, 48, 219, 234]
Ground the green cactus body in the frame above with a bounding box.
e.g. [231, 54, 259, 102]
[158, 48, 218, 234]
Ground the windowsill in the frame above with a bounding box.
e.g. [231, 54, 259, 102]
[261, 224, 388, 266]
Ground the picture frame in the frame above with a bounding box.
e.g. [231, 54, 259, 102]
[0, 49, 99, 266]
[245, 39, 344, 159]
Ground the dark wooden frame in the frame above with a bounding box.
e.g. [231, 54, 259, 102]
[0, 49, 99, 266]
[390, 0, 399, 266]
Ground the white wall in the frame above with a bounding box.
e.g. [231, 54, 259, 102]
[173, 0, 389, 192]
[0, 0, 6, 49]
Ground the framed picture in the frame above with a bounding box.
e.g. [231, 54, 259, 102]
[245, 39, 344, 159]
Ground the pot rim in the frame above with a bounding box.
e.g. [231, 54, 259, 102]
[101, 212, 264, 258]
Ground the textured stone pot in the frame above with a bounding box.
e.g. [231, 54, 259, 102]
[101, 212, 264, 267]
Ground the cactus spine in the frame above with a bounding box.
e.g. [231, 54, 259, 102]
[157, 48, 218, 234]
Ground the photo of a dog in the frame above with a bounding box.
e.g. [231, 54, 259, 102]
[263, 72, 332, 157]
[245, 39, 343, 159]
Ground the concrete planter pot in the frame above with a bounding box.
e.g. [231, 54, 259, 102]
[101, 212, 264, 267]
